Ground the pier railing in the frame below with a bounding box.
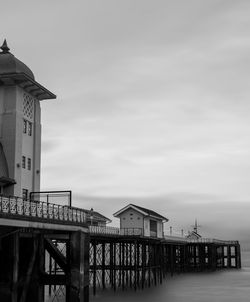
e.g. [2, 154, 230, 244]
[89, 225, 120, 235]
[89, 226, 239, 244]
[120, 228, 143, 236]
[89, 226, 143, 236]
[0, 195, 88, 224]
[164, 235, 239, 245]
[188, 238, 239, 244]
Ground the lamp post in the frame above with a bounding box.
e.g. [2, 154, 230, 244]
[90, 208, 93, 226]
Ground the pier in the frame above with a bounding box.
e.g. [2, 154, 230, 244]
[0, 195, 241, 302]
[89, 226, 241, 295]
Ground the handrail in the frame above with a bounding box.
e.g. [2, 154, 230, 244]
[89, 225, 120, 235]
[164, 235, 239, 245]
[188, 238, 239, 244]
[120, 228, 143, 236]
[0, 195, 88, 224]
[89, 226, 143, 236]
[89, 227, 144, 236]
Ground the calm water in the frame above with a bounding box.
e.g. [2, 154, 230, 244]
[91, 251, 250, 302]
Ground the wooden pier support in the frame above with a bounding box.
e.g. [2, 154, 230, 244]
[0, 223, 242, 301]
[67, 231, 89, 302]
[0, 226, 90, 302]
[89, 236, 241, 296]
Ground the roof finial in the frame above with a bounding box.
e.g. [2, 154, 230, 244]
[1, 39, 10, 53]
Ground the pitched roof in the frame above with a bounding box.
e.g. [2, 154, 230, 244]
[186, 231, 202, 239]
[113, 204, 168, 222]
[86, 210, 112, 224]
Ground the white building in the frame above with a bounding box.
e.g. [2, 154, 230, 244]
[0, 40, 56, 198]
[113, 204, 168, 238]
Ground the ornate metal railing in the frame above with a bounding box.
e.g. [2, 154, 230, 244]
[0, 195, 88, 224]
[89, 225, 120, 235]
[164, 235, 239, 245]
[120, 228, 143, 236]
[89, 226, 143, 236]
[188, 238, 239, 244]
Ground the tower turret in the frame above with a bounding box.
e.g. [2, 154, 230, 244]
[0, 40, 56, 198]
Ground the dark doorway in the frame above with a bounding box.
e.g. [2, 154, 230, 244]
[150, 220, 157, 237]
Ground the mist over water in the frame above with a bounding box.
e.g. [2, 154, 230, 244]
[91, 252, 250, 302]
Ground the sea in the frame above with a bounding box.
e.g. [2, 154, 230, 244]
[90, 251, 250, 302]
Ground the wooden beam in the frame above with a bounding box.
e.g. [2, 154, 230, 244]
[68, 231, 89, 302]
[11, 233, 19, 302]
[44, 238, 67, 272]
[19, 238, 38, 302]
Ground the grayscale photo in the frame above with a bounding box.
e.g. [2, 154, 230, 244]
[0, 1, 249, 301]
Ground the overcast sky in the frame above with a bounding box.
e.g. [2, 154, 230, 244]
[1, 0, 250, 240]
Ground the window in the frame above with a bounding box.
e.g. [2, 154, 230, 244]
[22, 189, 28, 200]
[28, 158, 31, 170]
[28, 122, 32, 136]
[23, 119, 32, 136]
[23, 119, 27, 133]
[22, 156, 26, 168]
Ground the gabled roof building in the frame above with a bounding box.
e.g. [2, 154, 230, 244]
[87, 208, 112, 226]
[113, 204, 168, 238]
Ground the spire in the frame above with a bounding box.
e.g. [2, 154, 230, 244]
[0, 39, 10, 53]
[192, 219, 201, 233]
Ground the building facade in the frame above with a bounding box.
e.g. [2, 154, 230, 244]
[0, 40, 56, 198]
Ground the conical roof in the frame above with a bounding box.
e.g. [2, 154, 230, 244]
[0, 39, 35, 80]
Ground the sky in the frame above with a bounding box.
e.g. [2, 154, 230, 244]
[1, 0, 250, 240]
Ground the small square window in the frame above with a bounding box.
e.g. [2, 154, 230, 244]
[28, 158, 31, 170]
[28, 122, 32, 136]
[22, 156, 26, 169]
[23, 119, 27, 134]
